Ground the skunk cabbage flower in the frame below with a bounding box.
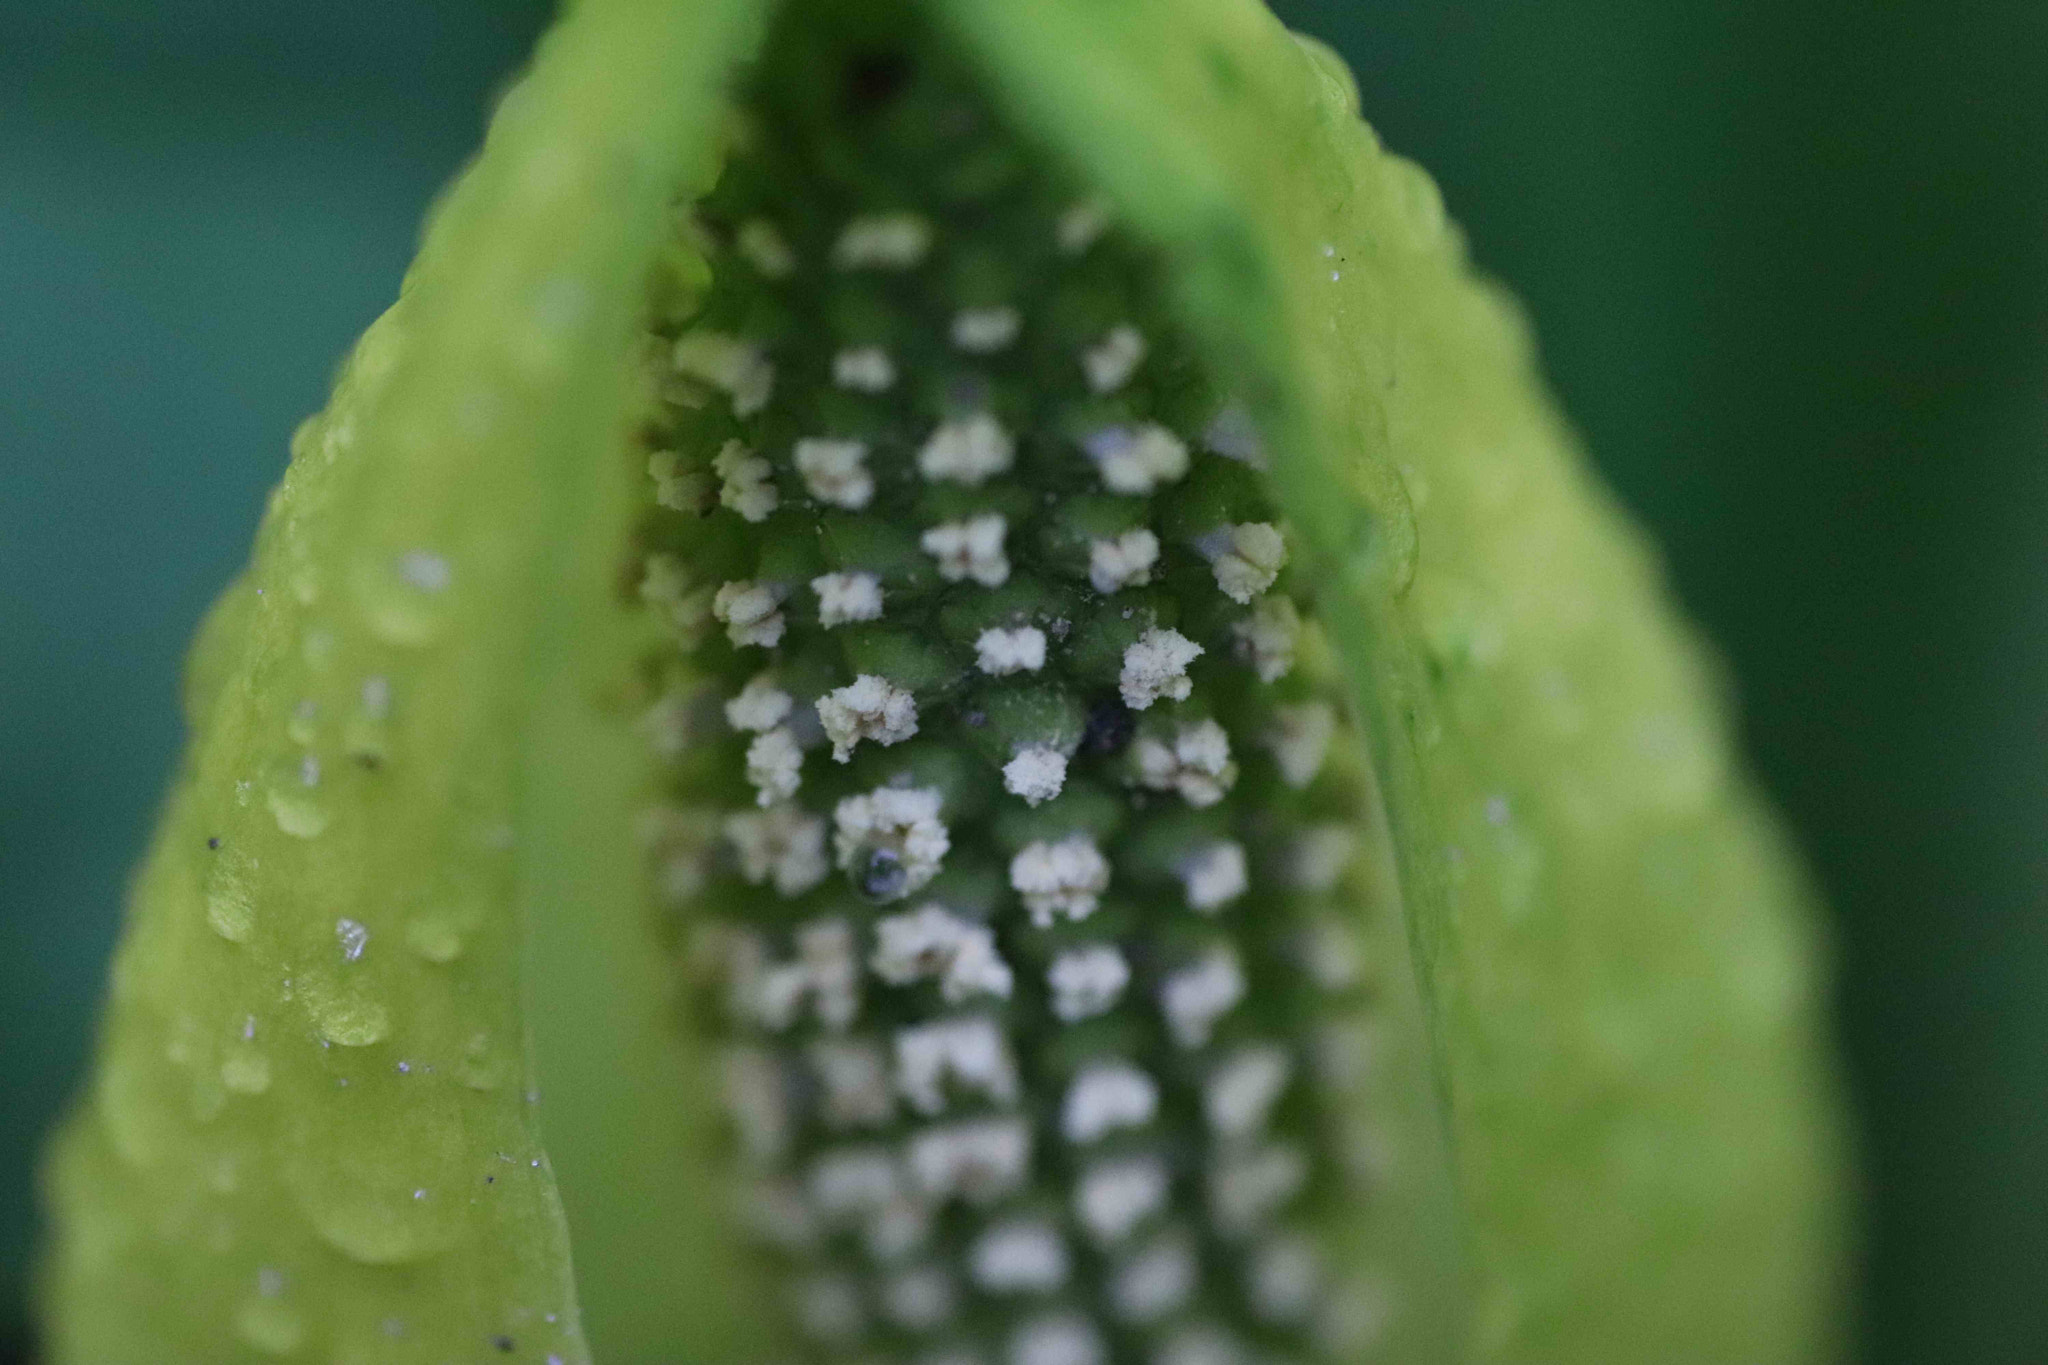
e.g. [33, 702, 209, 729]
[41, 0, 1847, 1362]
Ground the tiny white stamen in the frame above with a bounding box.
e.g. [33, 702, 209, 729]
[1119, 627, 1202, 709]
[1082, 325, 1147, 393]
[713, 580, 786, 649]
[1088, 529, 1160, 593]
[894, 1015, 1019, 1116]
[1047, 944, 1131, 1022]
[922, 514, 1010, 586]
[1010, 835, 1111, 927]
[712, 439, 779, 522]
[722, 804, 828, 899]
[951, 305, 1022, 353]
[832, 345, 896, 392]
[725, 673, 792, 733]
[919, 412, 1015, 485]
[1062, 1061, 1159, 1144]
[1109, 1232, 1197, 1324]
[1267, 702, 1336, 788]
[870, 903, 1014, 1002]
[833, 212, 933, 271]
[672, 329, 773, 416]
[1074, 1155, 1169, 1246]
[806, 1036, 895, 1130]
[745, 726, 804, 806]
[976, 626, 1047, 676]
[1003, 747, 1069, 807]
[795, 437, 875, 510]
[833, 786, 951, 899]
[818, 675, 919, 761]
[1179, 841, 1248, 912]
[735, 218, 796, 278]
[1056, 199, 1111, 254]
[1084, 423, 1189, 494]
[1009, 1313, 1105, 1365]
[1159, 945, 1246, 1048]
[1203, 1045, 1293, 1140]
[1232, 596, 1300, 683]
[1208, 1143, 1308, 1238]
[1210, 523, 1287, 604]
[970, 1220, 1069, 1294]
[1132, 719, 1238, 808]
[647, 449, 712, 512]
[905, 1116, 1033, 1206]
[812, 571, 885, 627]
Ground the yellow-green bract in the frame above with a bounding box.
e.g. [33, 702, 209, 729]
[40, 0, 1848, 1361]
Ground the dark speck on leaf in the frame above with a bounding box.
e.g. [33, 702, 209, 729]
[206, 837, 220, 850]
[1082, 697, 1136, 756]
[491, 1335, 515, 1353]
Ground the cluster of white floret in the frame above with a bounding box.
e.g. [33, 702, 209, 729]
[632, 167, 1382, 1365]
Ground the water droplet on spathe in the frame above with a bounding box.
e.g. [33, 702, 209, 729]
[335, 918, 369, 962]
[267, 788, 329, 839]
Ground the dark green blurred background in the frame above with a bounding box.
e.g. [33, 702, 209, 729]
[2, 1, 2041, 1360]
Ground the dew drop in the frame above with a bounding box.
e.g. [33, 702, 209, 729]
[305, 981, 391, 1048]
[267, 788, 329, 839]
[405, 915, 467, 964]
[335, 918, 369, 963]
[234, 1295, 305, 1356]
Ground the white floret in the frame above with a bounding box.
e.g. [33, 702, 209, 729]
[1084, 423, 1189, 494]
[1179, 840, 1248, 912]
[713, 580, 786, 649]
[795, 437, 875, 510]
[919, 412, 1015, 485]
[638, 686, 693, 760]
[1267, 701, 1337, 788]
[879, 1265, 957, 1331]
[1247, 1234, 1323, 1324]
[1119, 627, 1202, 710]
[951, 305, 1022, 353]
[1288, 824, 1356, 893]
[833, 212, 933, 270]
[1081, 324, 1148, 393]
[1046, 944, 1131, 1022]
[794, 917, 861, 1030]
[1300, 917, 1364, 991]
[1209, 522, 1287, 604]
[832, 345, 897, 392]
[864, 1198, 935, 1264]
[745, 726, 804, 806]
[790, 1273, 865, 1346]
[806, 1036, 894, 1130]
[1074, 1154, 1169, 1246]
[1208, 1142, 1309, 1238]
[1203, 400, 1268, 467]
[1002, 747, 1069, 807]
[970, 1220, 1069, 1294]
[1203, 1044, 1293, 1140]
[1009, 835, 1111, 927]
[1132, 718, 1238, 808]
[895, 1015, 1018, 1116]
[712, 439, 779, 522]
[1159, 945, 1246, 1049]
[1062, 1061, 1159, 1144]
[1056, 199, 1111, 254]
[647, 449, 712, 512]
[735, 218, 796, 278]
[808, 1144, 902, 1221]
[975, 626, 1047, 677]
[869, 903, 1014, 1002]
[671, 329, 774, 415]
[725, 672, 793, 733]
[818, 675, 919, 761]
[640, 552, 714, 642]
[638, 804, 719, 906]
[1108, 1232, 1196, 1324]
[1088, 529, 1160, 593]
[906, 1115, 1033, 1206]
[1009, 1313, 1105, 1365]
[833, 786, 951, 899]
[922, 513, 1010, 586]
[722, 803, 828, 899]
[1232, 595, 1300, 683]
[738, 1177, 821, 1252]
[721, 1046, 791, 1164]
[812, 571, 884, 627]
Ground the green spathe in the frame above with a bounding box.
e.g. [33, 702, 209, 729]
[41, 1, 1848, 1362]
